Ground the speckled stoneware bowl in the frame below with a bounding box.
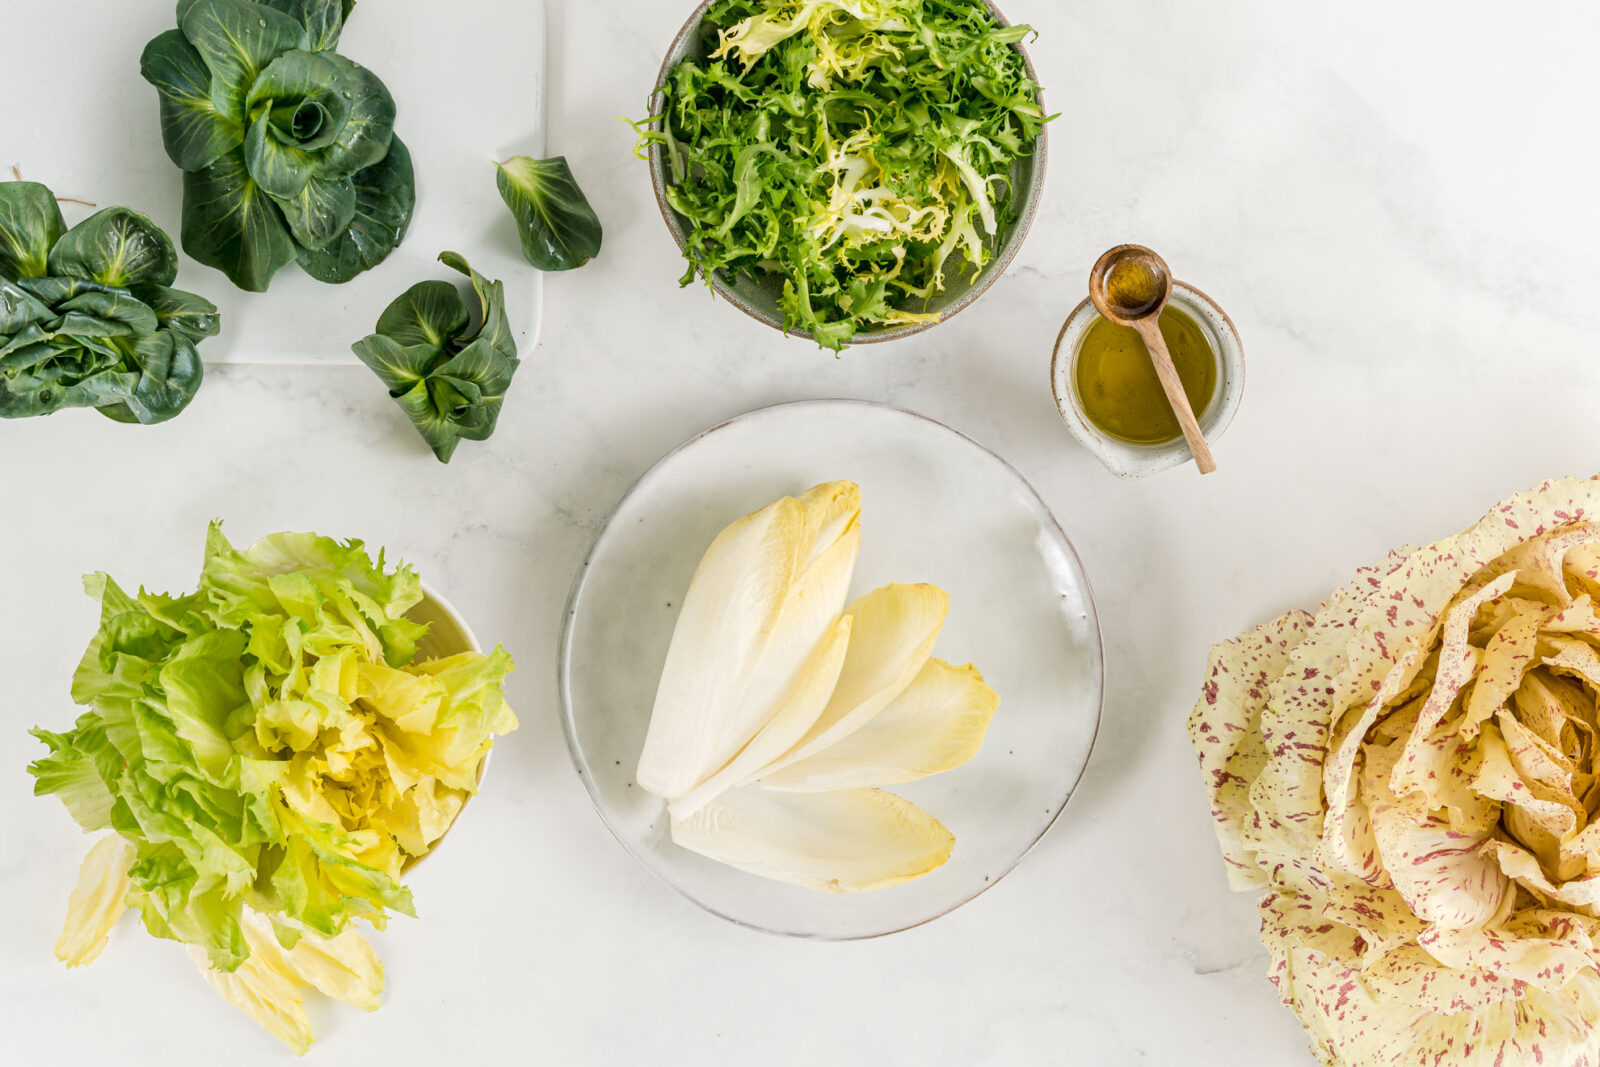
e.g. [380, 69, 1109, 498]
[401, 583, 490, 871]
[1050, 283, 1245, 479]
[646, 0, 1048, 345]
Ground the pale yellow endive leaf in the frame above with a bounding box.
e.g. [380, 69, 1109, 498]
[671, 785, 954, 893]
[669, 615, 853, 819]
[189, 945, 313, 1056]
[54, 835, 133, 968]
[760, 658, 998, 792]
[753, 583, 948, 784]
[637, 482, 860, 800]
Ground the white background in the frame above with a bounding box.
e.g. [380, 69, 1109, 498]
[5, 0, 1600, 1063]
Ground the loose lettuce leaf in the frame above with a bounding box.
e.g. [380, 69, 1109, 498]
[494, 155, 603, 271]
[54, 837, 135, 967]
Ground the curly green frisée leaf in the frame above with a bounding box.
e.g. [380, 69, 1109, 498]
[496, 156, 604, 271]
[0, 181, 217, 424]
[29, 523, 518, 1053]
[637, 0, 1048, 351]
[141, 0, 412, 290]
[353, 252, 521, 463]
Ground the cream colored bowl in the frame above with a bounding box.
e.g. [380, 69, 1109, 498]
[1050, 282, 1246, 479]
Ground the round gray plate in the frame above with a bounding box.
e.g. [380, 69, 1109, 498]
[560, 401, 1103, 938]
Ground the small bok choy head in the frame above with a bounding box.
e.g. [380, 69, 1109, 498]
[0, 182, 218, 424]
[352, 252, 521, 463]
[139, 0, 413, 290]
[636, 481, 999, 893]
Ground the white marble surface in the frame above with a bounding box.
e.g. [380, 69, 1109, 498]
[5, 0, 1600, 1062]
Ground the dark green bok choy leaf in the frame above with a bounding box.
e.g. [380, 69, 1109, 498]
[495, 156, 603, 271]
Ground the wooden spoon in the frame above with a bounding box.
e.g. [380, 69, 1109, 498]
[1088, 245, 1217, 475]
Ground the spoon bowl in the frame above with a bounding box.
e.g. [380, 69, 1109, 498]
[1089, 245, 1174, 325]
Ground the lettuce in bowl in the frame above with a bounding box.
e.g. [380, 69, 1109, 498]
[29, 523, 516, 1052]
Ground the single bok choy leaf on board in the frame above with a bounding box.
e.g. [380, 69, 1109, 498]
[495, 156, 603, 271]
[352, 252, 521, 463]
[635, 481, 1000, 892]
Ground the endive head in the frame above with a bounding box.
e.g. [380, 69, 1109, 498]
[636, 482, 862, 800]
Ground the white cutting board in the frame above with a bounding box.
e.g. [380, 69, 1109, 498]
[8, 0, 545, 365]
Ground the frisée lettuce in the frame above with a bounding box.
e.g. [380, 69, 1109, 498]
[636, 0, 1048, 351]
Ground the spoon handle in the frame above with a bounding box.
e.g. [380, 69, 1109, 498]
[1133, 317, 1217, 475]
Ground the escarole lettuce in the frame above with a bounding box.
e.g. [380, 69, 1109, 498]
[30, 523, 517, 1052]
[140, 0, 413, 290]
[637, 0, 1047, 350]
[637, 482, 999, 891]
[0, 181, 217, 424]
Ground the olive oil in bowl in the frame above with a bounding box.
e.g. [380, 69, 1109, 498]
[1074, 306, 1217, 445]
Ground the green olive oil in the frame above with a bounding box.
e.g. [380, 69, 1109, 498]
[1075, 306, 1218, 445]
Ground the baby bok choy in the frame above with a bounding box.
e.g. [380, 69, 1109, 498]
[637, 481, 1000, 892]
[352, 252, 521, 463]
[0, 181, 217, 424]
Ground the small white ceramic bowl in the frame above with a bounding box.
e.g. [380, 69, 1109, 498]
[402, 583, 489, 871]
[1050, 283, 1245, 479]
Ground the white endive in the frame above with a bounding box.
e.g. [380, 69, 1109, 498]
[759, 658, 999, 792]
[751, 582, 948, 783]
[641, 483, 1000, 894]
[637, 482, 861, 801]
[669, 614, 854, 819]
[671, 785, 955, 893]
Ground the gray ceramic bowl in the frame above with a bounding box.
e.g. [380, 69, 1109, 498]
[646, 0, 1048, 345]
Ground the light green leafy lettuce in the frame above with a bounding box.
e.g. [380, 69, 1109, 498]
[29, 523, 517, 980]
